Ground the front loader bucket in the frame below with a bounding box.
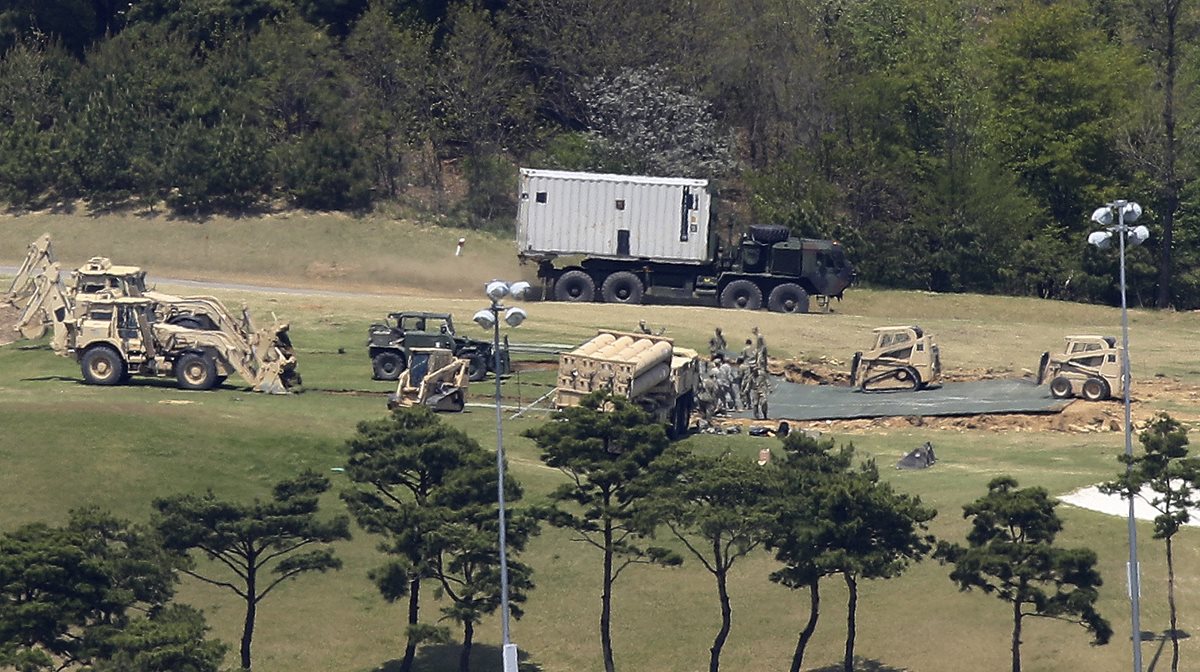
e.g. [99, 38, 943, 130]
[1036, 351, 1050, 386]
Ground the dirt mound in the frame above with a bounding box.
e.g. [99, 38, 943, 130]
[0, 304, 19, 347]
[769, 356, 851, 385]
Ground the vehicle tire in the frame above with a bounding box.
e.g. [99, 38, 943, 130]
[81, 346, 126, 386]
[749, 224, 790, 245]
[1049, 376, 1073, 399]
[168, 314, 218, 330]
[176, 352, 219, 390]
[719, 279, 763, 310]
[767, 283, 810, 313]
[372, 351, 406, 381]
[600, 271, 644, 304]
[468, 354, 489, 382]
[554, 270, 595, 302]
[1081, 377, 1110, 402]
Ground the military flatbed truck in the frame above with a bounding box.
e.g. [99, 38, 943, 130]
[516, 168, 854, 312]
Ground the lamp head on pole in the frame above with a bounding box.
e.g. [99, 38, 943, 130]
[1090, 206, 1114, 227]
[473, 308, 496, 330]
[503, 306, 527, 327]
[1087, 230, 1113, 250]
[486, 280, 510, 302]
[509, 281, 532, 300]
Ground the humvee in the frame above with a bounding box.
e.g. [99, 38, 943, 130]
[368, 311, 510, 382]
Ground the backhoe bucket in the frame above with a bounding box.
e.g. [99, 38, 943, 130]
[247, 323, 300, 395]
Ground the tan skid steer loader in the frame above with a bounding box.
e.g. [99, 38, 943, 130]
[69, 296, 299, 394]
[1037, 335, 1123, 401]
[850, 325, 942, 392]
[386, 348, 470, 412]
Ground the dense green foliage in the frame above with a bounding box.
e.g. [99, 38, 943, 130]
[0, 508, 226, 672]
[2, 0, 1199, 305]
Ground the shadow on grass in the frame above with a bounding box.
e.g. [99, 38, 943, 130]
[1143, 629, 1191, 672]
[811, 657, 908, 672]
[374, 643, 544, 672]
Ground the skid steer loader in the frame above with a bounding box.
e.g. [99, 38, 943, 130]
[386, 348, 470, 412]
[850, 325, 941, 392]
[1037, 335, 1123, 401]
[67, 296, 299, 394]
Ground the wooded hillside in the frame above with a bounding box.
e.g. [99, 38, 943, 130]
[2, 0, 1197, 307]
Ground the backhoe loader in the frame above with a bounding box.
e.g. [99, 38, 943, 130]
[3, 233, 55, 309]
[70, 296, 298, 394]
[850, 325, 942, 392]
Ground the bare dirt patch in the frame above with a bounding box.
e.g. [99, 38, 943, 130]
[0, 304, 19, 347]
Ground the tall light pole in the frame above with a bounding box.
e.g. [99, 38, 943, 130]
[473, 280, 530, 672]
[1088, 200, 1151, 672]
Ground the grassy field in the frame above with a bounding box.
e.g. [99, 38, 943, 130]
[2, 212, 1199, 672]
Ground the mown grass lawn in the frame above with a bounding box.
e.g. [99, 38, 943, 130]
[2, 213, 1199, 671]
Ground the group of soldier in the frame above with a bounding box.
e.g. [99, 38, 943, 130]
[696, 326, 772, 422]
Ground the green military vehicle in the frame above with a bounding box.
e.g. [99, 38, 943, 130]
[367, 311, 510, 382]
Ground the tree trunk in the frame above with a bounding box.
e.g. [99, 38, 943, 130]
[601, 517, 616, 672]
[241, 578, 256, 670]
[1167, 536, 1179, 672]
[843, 573, 858, 672]
[1155, 5, 1179, 309]
[790, 579, 821, 672]
[459, 619, 474, 672]
[400, 577, 421, 672]
[1011, 600, 1022, 672]
[709, 559, 732, 672]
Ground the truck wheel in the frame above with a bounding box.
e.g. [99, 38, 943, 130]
[600, 272, 644, 304]
[176, 352, 219, 390]
[554, 270, 595, 302]
[768, 283, 810, 313]
[81, 346, 126, 386]
[468, 354, 488, 382]
[1081, 377, 1110, 402]
[749, 224, 790, 244]
[372, 351, 406, 380]
[1049, 376, 1073, 399]
[719, 280, 763, 310]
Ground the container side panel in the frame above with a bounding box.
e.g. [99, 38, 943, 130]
[517, 170, 710, 262]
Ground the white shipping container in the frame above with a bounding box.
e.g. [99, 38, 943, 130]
[517, 168, 712, 264]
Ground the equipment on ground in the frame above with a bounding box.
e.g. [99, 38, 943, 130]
[386, 348, 469, 412]
[897, 442, 937, 470]
[367, 311, 509, 382]
[516, 169, 855, 313]
[68, 296, 299, 394]
[555, 330, 700, 437]
[850, 325, 941, 392]
[1037, 335, 1123, 401]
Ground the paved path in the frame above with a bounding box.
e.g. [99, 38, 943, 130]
[737, 378, 1072, 421]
